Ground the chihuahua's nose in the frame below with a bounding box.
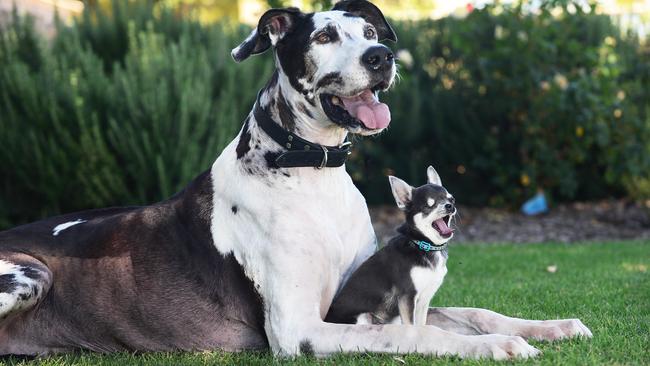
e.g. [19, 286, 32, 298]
[445, 203, 455, 213]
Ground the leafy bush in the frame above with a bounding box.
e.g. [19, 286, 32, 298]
[351, 2, 650, 206]
[612, 31, 650, 201]
[0, 1, 648, 229]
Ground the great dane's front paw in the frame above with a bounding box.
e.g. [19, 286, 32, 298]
[468, 335, 541, 360]
[527, 319, 593, 341]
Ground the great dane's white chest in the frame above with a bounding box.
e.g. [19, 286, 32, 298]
[210, 141, 376, 318]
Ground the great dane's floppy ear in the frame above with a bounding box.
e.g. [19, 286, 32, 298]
[231, 8, 302, 63]
[332, 0, 397, 42]
[388, 176, 413, 210]
[427, 165, 442, 186]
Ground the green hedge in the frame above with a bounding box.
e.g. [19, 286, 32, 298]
[0, 2, 272, 228]
[0, 1, 648, 229]
[352, 2, 650, 206]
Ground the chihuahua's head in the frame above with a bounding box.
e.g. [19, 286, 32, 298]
[389, 166, 457, 245]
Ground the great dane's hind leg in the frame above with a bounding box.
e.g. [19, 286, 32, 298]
[427, 307, 592, 341]
[0, 253, 52, 323]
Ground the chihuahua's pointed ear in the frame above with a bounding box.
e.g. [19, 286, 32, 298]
[427, 165, 442, 186]
[332, 0, 397, 42]
[389, 176, 413, 210]
[231, 8, 302, 63]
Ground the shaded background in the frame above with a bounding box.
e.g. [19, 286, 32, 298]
[0, 0, 649, 236]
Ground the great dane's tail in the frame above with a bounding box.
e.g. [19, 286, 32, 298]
[0, 253, 52, 324]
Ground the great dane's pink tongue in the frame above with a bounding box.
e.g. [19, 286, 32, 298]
[340, 90, 391, 129]
[434, 219, 454, 235]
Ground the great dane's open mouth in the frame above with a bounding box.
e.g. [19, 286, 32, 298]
[320, 81, 391, 131]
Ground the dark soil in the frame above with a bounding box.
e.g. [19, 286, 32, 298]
[370, 200, 650, 245]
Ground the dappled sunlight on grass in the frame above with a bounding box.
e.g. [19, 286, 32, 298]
[622, 262, 648, 272]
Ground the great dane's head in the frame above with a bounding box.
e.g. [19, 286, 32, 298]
[232, 0, 397, 136]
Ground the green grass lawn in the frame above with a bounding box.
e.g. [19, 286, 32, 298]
[3, 241, 648, 366]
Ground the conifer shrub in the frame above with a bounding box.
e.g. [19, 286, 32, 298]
[0, 2, 272, 227]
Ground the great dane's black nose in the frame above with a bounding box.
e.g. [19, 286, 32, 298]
[445, 203, 455, 213]
[362, 46, 394, 71]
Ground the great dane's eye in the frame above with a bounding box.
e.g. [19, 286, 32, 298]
[315, 32, 331, 44]
[364, 26, 376, 40]
[427, 198, 435, 207]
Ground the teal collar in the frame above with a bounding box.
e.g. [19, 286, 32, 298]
[412, 240, 447, 252]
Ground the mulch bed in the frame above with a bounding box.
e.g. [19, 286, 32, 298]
[370, 200, 650, 245]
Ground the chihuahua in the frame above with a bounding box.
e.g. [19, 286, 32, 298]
[326, 166, 456, 325]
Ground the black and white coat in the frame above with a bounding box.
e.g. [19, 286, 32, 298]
[325, 227, 449, 326]
[326, 167, 454, 327]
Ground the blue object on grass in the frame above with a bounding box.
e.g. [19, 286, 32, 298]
[521, 191, 548, 216]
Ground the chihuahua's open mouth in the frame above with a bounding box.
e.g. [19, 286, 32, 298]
[320, 82, 391, 131]
[433, 215, 454, 238]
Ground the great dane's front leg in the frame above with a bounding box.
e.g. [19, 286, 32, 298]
[269, 313, 540, 359]
[263, 274, 540, 359]
[427, 307, 592, 341]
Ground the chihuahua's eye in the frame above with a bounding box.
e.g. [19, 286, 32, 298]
[364, 26, 376, 39]
[315, 32, 331, 44]
[427, 198, 435, 207]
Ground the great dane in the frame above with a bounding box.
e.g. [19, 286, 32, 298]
[0, 0, 591, 359]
